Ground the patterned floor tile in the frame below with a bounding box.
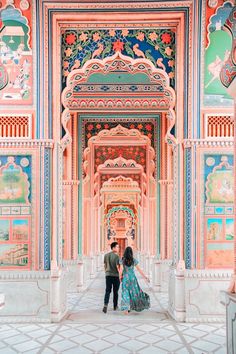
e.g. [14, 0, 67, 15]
[154, 339, 183, 351]
[62, 347, 93, 354]
[84, 339, 113, 351]
[0, 271, 227, 353]
[13, 339, 41, 352]
[103, 333, 129, 344]
[3, 334, 30, 345]
[138, 346, 168, 354]
[120, 339, 147, 351]
[100, 347, 130, 354]
[49, 339, 77, 352]
[136, 333, 162, 344]
[191, 339, 220, 352]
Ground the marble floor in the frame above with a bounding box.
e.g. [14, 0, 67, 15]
[0, 272, 226, 354]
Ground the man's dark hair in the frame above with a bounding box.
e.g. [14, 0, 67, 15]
[111, 242, 118, 250]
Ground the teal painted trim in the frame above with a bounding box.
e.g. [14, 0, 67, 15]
[78, 116, 82, 255]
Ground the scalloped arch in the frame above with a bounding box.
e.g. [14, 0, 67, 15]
[61, 51, 176, 150]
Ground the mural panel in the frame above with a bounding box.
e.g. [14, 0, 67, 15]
[0, 1, 32, 105]
[203, 153, 234, 268]
[62, 28, 175, 88]
[204, 1, 234, 106]
[0, 155, 31, 269]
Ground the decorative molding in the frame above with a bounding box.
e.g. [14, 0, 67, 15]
[158, 179, 173, 185]
[102, 175, 140, 189]
[44, 148, 51, 270]
[0, 140, 54, 148]
[185, 147, 192, 269]
[185, 269, 233, 279]
[0, 271, 51, 280]
[183, 139, 234, 147]
[62, 180, 80, 186]
[185, 317, 226, 323]
[95, 124, 151, 141]
[98, 156, 143, 171]
[0, 317, 51, 323]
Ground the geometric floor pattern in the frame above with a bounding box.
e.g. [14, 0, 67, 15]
[0, 272, 226, 353]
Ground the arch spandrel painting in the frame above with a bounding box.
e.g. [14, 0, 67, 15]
[203, 154, 234, 268]
[0, 2, 32, 105]
[61, 28, 175, 88]
[0, 155, 31, 269]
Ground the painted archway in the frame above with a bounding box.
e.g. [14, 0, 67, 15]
[61, 51, 176, 264]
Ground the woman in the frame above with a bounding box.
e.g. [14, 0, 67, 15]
[119, 246, 150, 314]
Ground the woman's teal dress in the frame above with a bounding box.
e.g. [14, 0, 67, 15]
[120, 259, 150, 312]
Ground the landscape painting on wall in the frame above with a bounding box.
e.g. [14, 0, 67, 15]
[226, 218, 234, 240]
[0, 161, 30, 204]
[0, 243, 28, 267]
[206, 218, 223, 240]
[12, 219, 28, 241]
[0, 219, 9, 241]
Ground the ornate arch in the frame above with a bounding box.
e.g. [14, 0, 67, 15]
[61, 51, 176, 150]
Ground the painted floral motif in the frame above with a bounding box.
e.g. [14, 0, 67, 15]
[84, 121, 155, 148]
[61, 28, 175, 87]
[94, 146, 146, 172]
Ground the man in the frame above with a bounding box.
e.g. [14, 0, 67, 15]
[103, 242, 120, 313]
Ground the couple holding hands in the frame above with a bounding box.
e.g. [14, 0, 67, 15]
[103, 242, 150, 315]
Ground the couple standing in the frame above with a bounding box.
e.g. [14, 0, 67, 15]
[103, 242, 150, 314]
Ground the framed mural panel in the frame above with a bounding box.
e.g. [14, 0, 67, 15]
[204, 1, 234, 107]
[0, 216, 30, 269]
[198, 150, 234, 269]
[0, 2, 33, 105]
[0, 150, 39, 270]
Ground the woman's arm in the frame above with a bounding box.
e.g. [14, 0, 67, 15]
[118, 264, 123, 281]
[136, 265, 150, 283]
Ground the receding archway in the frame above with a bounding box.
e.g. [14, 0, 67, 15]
[61, 52, 176, 272]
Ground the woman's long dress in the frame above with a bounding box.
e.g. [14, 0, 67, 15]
[120, 259, 150, 312]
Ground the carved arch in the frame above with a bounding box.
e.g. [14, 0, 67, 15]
[61, 52, 176, 151]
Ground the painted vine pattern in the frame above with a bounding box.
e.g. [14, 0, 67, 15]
[61, 28, 175, 87]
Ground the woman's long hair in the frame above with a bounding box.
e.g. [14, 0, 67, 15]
[122, 246, 134, 267]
